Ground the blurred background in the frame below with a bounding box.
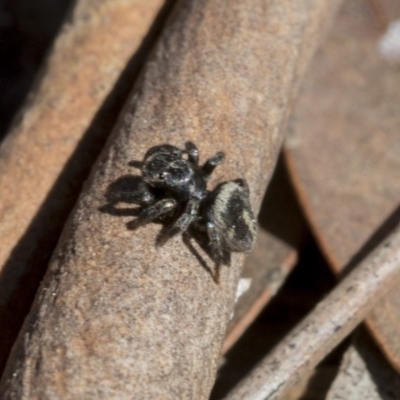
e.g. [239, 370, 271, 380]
[0, 0, 71, 140]
[1, 1, 400, 399]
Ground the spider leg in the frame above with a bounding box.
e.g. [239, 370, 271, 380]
[185, 141, 199, 165]
[206, 218, 224, 264]
[202, 151, 225, 178]
[125, 182, 155, 205]
[105, 180, 155, 206]
[128, 198, 177, 229]
[158, 198, 200, 244]
[137, 182, 156, 205]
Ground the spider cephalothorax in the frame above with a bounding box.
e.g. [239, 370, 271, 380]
[127, 142, 257, 263]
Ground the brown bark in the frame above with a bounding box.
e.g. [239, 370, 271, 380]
[0, 0, 342, 398]
[0, 0, 168, 374]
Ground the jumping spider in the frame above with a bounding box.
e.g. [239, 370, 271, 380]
[128, 142, 257, 264]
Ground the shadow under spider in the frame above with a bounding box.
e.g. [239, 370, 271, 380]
[98, 174, 143, 217]
[182, 228, 230, 283]
[99, 172, 225, 282]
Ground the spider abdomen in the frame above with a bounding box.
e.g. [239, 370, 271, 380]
[206, 180, 257, 253]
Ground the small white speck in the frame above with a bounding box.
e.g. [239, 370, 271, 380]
[378, 20, 400, 62]
[230, 278, 252, 320]
[235, 278, 252, 303]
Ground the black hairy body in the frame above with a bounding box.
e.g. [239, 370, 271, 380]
[128, 142, 257, 264]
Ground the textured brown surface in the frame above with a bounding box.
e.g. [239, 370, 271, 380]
[225, 223, 400, 400]
[0, 0, 342, 398]
[327, 330, 400, 400]
[0, 0, 167, 375]
[284, 0, 400, 372]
